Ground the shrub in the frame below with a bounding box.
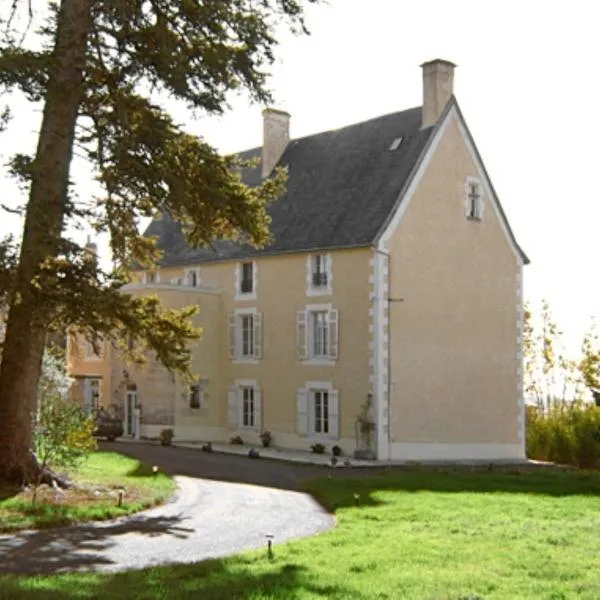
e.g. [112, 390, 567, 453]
[526, 403, 600, 468]
[259, 430, 273, 448]
[311, 443, 326, 454]
[159, 428, 174, 446]
[332, 445, 342, 457]
[230, 435, 244, 445]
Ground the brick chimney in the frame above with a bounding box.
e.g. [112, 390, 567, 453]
[421, 59, 456, 128]
[262, 108, 290, 178]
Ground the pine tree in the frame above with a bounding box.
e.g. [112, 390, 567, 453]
[0, 0, 317, 485]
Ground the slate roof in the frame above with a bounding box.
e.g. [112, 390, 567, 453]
[144, 106, 436, 266]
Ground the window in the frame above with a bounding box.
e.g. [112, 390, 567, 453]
[389, 136, 403, 151]
[241, 314, 254, 357]
[241, 386, 255, 427]
[84, 378, 101, 416]
[228, 381, 261, 430]
[145, 271, 159, 284]
[241, 262, 253, 294]
[229, 310, 262, 361]
[311, 255, 328, 287]
[312, 311, 329, 357]
[189, 384, 201, 409]
[307, 254, 332, 296]
[313, 390, 329, 434]
[465, 177, 483, 220]
[297, 306, 338, 362]
[184, 267, 201, 288]
[296, 384, 339, 439]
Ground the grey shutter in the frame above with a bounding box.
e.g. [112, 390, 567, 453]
[253, 313, 262, 360]
[227, 385, 239, 429]
[228, 313, 236, 359]
[254, 387, 262, 430]
[328, 309, 339, 359]
[296, 388, 308, 435]
[297, 310, 307, 360]
[329, 389, 339, 439]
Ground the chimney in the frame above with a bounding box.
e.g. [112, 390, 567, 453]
[84, 235, 97, 264]
[262, 108, 290, 178]
[421, 59, 456, 128]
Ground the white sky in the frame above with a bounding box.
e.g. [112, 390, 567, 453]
[0, 0, 598, 353]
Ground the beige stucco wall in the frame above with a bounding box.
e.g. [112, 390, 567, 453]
[386, 113, 521, 451]
[138, 248, 372, 453]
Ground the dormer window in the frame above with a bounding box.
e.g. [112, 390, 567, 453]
[307, 253, 332, 296]
[465, 177, 484, 221]
[144, 270, 159, 284]
[184, 267, 201, 288]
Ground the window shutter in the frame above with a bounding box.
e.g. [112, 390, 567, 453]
[329, 389, 340, 439]
[253, 313, 263, 359]
[328, 309, 339, 359]
[227, 385, 239, 429]
[254, 387, 262, 430]
[228, 313, 237, 359]
[297, 310, 308, 360]
[296, 388, 308, 435]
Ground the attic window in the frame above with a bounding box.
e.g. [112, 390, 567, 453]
[389, 137, 403, 151]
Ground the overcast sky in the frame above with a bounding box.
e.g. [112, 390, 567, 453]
[0, 0, 598, 352]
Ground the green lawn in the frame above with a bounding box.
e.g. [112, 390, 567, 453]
[0, 451, 175, 533]
[2, 468, 600, 599]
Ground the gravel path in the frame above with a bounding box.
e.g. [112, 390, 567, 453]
[0, 449, 335, 575]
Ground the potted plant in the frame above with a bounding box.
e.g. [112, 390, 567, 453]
[260, 430, 273, 448]
[230, 435, 244, 445]
[160, 428, 174, 446]
[311, 443, 326, 454]
[332, 445, 342, 457]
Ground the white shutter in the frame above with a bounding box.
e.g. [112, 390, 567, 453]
[253, 313, 262, 360]
[254, 387, 262, 430]
[296, 388, 308, 435]
[297, 310, 307, 360]
[328, 309, 339, 359]
[227, 385, 239, 429]
[329, 389, 339, 439]
[228, 313, 237, 359]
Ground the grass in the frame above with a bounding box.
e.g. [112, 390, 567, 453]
[2, 468, 600, 599]
[0, 451, 175, 533]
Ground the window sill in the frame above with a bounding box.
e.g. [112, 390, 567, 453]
[302, 358, 336, 366]
[235, 292, 257, 302]
[466, 215, 482, 222]
[306, 286, 332, 297]
[233, 358, 260, 365]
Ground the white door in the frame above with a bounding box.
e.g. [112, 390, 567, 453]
[125, 390, 137, 437]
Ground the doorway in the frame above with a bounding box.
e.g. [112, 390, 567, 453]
[125, 386, 138, 437]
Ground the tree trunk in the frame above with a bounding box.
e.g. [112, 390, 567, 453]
[0, 0, 91, 486]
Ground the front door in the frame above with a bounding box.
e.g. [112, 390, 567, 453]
[125, 390, 137, 437]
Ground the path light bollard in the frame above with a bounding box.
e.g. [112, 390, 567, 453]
[354, 493, 360, 507]
[152, 465, 159, 477]
[117, 490, 124, 507]
[266, 534, 274, 559]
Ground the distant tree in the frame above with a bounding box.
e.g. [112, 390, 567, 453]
[0, 0, 318, 485]
[579, 321, 600, 406]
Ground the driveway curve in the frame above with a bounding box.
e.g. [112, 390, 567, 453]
[0, 447, 335, 575]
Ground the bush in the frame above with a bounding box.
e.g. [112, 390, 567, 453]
[230, 435, 244, 445]
[527, 403, 600, 468]
[311, 443, 326, 454]
[159, 428, 174, 446]
[259, 430, 273, 448]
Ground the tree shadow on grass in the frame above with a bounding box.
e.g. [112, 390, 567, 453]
[0, 513, 193, 575]
[306, 467, 600, 512]
[0, 562, 357, 600]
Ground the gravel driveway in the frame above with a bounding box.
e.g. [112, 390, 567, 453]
[0, 445, 335, 575]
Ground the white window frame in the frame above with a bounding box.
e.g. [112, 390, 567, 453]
[297, 381, 339, 440]
[143, 270, 160, 284]
[229, 379, 261, 431]
[184, 267, 202, 288]
[83, 377, 101, 416]
[306, 253, 333, 296]
[298, 303, 338, 365]
[235, 260, 257, 301]
[229, 307, 262, 364]
[465, 176, 484, 221]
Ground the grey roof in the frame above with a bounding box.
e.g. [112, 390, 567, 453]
[144, 100, 529, 266]
[145, 106, 435, 266]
